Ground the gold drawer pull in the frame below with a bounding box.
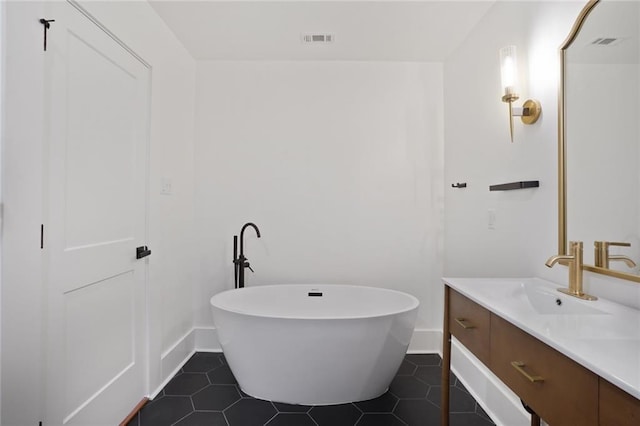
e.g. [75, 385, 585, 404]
[455, 318, 475, 329]
[511, 361, 544, 383]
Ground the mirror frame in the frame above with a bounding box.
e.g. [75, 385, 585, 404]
[558, 0, 640, 283]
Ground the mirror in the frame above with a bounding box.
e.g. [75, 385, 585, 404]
[560, 0, 640, 282]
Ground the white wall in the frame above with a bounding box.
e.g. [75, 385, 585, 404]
[193, 61, 445, 336]
[2, 3, 47, 425]
[444, 1, 581, 280]
[444, 0, 640, 308]
[1, 1, 196, 424]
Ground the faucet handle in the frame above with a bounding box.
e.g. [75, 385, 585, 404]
[608, 241, 631, 247]
[245, 262, 254, 273]
[595, 241, 634, 268]
[595, 240, 631, 248]
[568, 240, 583, 257]
[569, 240, 583, 249]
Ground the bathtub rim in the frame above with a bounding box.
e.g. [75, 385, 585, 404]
[210, 283, 420, 321]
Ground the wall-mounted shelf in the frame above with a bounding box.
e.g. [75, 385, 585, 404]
[489, 180, 539, 191]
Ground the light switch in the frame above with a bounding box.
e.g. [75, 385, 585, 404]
[488, 209, 496, 230]
[161, 177, 172, 195]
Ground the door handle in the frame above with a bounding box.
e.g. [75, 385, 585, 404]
[136, 246, 151, 259]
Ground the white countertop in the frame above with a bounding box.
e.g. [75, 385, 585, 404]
[443, 277, 640, 400]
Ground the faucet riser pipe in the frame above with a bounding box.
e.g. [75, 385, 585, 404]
[568, 241, 583, 295]
[233, 235, 238, 289]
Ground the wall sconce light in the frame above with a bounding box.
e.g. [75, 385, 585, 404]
[499, 46, 541, 142]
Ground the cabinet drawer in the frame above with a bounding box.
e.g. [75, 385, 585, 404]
[448, 289, 490, 364]
[599, 378, 640, 426]
[490, 314, 598, 426]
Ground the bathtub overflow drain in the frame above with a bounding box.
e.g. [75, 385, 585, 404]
[555, 298, 562, 306]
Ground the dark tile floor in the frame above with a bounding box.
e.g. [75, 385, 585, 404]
[127, 352, 494, 426]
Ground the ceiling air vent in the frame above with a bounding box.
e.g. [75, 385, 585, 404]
[590, 37, 623, 46]
[302, 34, 334, 44]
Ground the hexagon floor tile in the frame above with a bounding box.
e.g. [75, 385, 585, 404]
[192, 384, 241, 411]
[164, 372, 209, 396]
[126, 352, 495, 426]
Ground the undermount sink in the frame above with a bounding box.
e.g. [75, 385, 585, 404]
[519, 283, 608, 315]
[468, 278, 610, 316]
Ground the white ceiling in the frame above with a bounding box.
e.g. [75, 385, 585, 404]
[148, 1, 495, 61]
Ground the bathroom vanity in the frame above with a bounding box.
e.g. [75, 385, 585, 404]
[441, 278, 640, 426]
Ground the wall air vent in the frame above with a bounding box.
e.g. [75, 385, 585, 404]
[590, 37, 623, 46]
[302, 34, 334, 44]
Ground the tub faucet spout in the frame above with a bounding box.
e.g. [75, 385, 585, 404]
[234, 222, 261, 288]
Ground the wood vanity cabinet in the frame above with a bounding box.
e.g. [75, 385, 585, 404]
[490, 314, 597, 426]
[599, 378, 640, 426]
[442, 286, 639, 426]
[448, 288, 491, 364]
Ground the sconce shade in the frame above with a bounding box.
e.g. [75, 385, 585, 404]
[498, 45, 541, 142]
[500, 45, 519, 102]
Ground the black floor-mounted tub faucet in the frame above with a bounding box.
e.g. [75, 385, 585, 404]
[233, 222, 261, 288]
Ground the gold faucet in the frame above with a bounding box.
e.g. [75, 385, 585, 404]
[594, 241, 637, 269]
[545, 241, 597, 301]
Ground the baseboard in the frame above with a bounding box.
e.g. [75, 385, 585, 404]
[161, 328, 196, 374]
[407, 328, 441, 353]
[194, 327, 222, 351]
[151, 327, 222, 398]
[151, 329, 197, 399]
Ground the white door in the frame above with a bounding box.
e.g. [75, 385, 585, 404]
[43, 1, 150, 424]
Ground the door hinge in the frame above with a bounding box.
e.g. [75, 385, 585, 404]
[40, 224, 44, 249]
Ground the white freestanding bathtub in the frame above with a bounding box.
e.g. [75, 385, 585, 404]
[210, 284, 419, 405]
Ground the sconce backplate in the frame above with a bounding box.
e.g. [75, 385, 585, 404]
[521, 99, 542, 124]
